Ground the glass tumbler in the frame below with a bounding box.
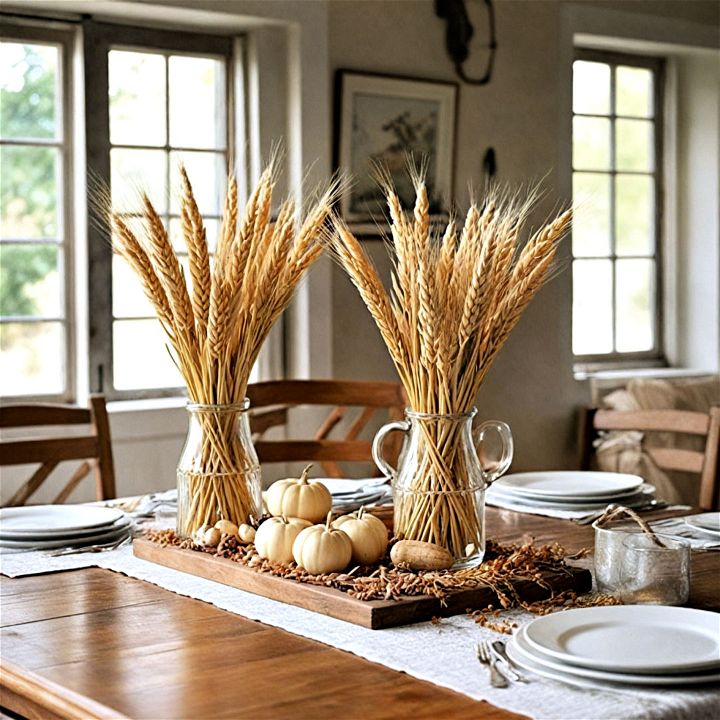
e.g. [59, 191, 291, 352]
[619, 533, 690, 606]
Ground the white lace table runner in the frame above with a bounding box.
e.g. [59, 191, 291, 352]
[2, 542, 718, 720]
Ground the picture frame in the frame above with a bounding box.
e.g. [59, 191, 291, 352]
[334, 70, 458, 236]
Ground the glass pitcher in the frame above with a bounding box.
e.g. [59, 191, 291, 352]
[176, 400, 262, 538]
[372, 408, 513, 568]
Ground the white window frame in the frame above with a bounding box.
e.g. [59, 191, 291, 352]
[84, 20, 238, 401]
[0, 20, 76, 402]
[572, 48, 665, 367]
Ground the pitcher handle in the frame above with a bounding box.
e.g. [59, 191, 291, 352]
[372, 420, 410, 479]
[474, 420, 514, 486]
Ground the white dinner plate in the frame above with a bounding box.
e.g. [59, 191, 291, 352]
[0, 514, 130, 541]
[488, 483, 654, 506]
[523, 606, 720, 674]
[319, 478, 389, 496]
[0, 518, 133, 550]
[508, 631, 720, 686]
[493, 472, 644, 499]
[685, 512, 720, 536]
[0, 505, 124, 535]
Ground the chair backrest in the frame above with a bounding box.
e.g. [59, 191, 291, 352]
[246, 379, 407, 477]
[579, 406, 720, 510]
[0, 394, 116, 506]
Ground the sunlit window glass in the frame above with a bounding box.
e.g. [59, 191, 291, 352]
[571, 53, 661, 358]
[108, 49, 227, 391]
[0, 39, 67, 396]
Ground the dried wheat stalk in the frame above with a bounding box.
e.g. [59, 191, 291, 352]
[330, 169, 571, 560]
[108, 158, 337, 536]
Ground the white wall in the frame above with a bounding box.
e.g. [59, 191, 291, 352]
[675, 52, 720, 370]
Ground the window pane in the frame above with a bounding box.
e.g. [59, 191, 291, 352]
[111, 148, 167, 214]
[573, 117, 610, 171]
[169, 151, 225, 215]
[169, 55, 225, 150]
[0, 145, 60, 238]
[0, 41, 59, 140]
[169, 216, 220, 252]
[0, 321, 64, 395]
[109, 50, 166, 147]
[616, 119, 653, 172]
[0, 244, 61, 317]
[573, 61, 610, 115]
[616, 66, 653, 118]
[616, 259, 654, 352]
[113, 318, 183, 389]
[572, 173, 610, 257]
[113, 253, 191, 318]
[573, 259, 613, 355]
[112, 255, 155, 318]
[616, 175, 654, 256]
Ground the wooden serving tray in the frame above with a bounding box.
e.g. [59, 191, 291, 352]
[133, 538, 592, 629]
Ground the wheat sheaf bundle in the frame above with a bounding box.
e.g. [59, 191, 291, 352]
[330, 168, 572, 559]
[108, 158, 338, 535]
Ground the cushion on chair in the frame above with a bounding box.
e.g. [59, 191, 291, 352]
[595, 376, 720, 505]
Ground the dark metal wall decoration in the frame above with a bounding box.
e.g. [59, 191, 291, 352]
[435, 0, 497, 86]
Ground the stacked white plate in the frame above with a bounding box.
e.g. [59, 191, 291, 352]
[507, 606, 720, 688]
[487, 471, 654, 512]
[0, 505, 133, 551]
[319, 477, 392, 513]
[684, 512, 720, 538]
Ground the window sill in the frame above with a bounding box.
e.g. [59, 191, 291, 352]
[574, 365, 715, 382]
[107, 396, 188, 414]
[106, 397, 188, 443]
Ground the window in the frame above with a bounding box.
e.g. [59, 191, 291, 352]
[571, 50, 664, 362]
[0, 26, 74, 400]
[85, 23, 235, 399]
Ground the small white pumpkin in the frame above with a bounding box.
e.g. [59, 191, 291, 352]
[202, 527, 222, 548]
[238, 523, 256, 544]
[254, 516, 311, 564]
[292, 512, 352, 574]
[332, 507, 388, 565]
[192, 524, 211, 545]
[264, 464, 332, 523]
[214, 519, 239, 537]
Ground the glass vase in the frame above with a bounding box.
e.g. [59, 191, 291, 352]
[373, 408, 513, 568]
[176, 400, 262, 538]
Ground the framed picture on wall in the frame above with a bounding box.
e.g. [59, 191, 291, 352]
[334, 70, 457, 236]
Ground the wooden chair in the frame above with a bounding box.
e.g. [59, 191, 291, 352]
[247, 380, 407, 478]
[0, 395, 116, 506]
[579, 406, 720, 510]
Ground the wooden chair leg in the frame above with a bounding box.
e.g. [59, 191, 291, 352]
[578, 407, 597, 471]
[699, 407, 720, 511]
[53, 461, 92, 504]
[90, 395, 116, 500]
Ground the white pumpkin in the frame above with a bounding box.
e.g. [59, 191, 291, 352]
[214, 519, 239, 537]
[332, 507, 388, 565]
[254, 516, 311, 564]
[292, 512, 352, 574]
[238, 523, 256, 544]
[264, 464, 332, 523]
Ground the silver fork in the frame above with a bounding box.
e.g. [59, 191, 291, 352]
[48, 534, 132, 556]
[490, 640, 531, 682]
[476, 642, 509, 688]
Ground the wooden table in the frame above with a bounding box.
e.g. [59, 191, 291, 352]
[1, 509, 718, 720]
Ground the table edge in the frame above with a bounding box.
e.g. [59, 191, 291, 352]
[0, 658, 128, 720]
